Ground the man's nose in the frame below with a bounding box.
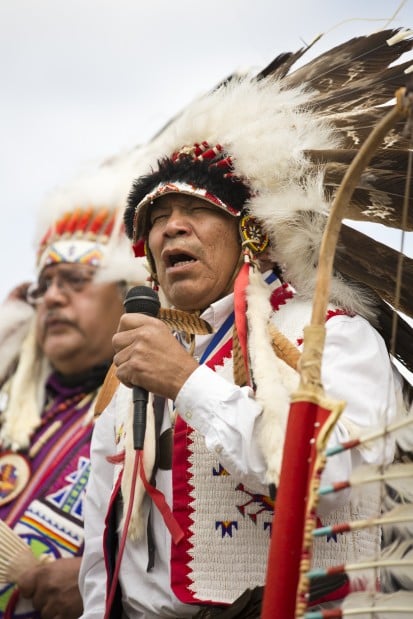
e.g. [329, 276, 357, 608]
[43, 278, 67, 304]
[164, 209, 192, 235]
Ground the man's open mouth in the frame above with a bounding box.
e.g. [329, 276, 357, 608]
[167, 253, 197, 267]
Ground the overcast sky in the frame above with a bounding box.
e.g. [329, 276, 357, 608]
[0, 0, 412, 302]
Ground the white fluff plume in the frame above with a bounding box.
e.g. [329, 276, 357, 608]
[155, 77, 336, 196]
[0, 298, 34, 386]
[0, 317, 50, 450]
[132, 74, 378, 321]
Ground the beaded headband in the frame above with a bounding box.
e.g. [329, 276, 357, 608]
[37, 207, 118, 272]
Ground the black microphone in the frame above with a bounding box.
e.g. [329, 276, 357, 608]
[123, 285, 161, 450]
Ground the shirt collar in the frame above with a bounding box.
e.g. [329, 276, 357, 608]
[197, 269, 281, 332]
[200, 293, 234, 333]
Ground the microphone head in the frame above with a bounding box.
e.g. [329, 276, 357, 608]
[123, 285, 160, 317]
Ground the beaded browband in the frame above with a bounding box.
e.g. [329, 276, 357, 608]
[37, 207, 118, 272]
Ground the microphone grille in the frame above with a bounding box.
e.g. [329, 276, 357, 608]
[123, 285, 160, 316]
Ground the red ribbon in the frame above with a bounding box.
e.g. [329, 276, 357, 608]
[233, 261, 251, 385]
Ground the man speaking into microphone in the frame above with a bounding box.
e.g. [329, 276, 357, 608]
[79, 72, 401, 618]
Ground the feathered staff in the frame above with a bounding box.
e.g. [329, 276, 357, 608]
[261, 30, 413, 619]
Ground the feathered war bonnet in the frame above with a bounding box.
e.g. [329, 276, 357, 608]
[125, 28, 413, 377]
[0, 147, 152, 451]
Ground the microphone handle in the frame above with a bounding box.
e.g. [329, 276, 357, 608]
[123, 286, 160, 451]
[132, 386, 148, 450]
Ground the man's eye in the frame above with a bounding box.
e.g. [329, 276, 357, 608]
[38, 278, 51, 292]
[66, 274, 91, 288]
[151, 213, 168, 225]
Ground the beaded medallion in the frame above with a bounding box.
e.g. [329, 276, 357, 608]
[0, 452, 31, 506]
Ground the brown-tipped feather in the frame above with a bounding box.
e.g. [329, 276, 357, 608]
[94, 363, 119, 418]
[326, 112, 410, 149]
[323, 163, 413, 230]
[306, 59, 413, 114]
[283, 29, 412, 94]
[335, 224, 413, 319]
[258, 28, 413, 375]
[376, 299, 413, 376]
[257, 34, 323, 80]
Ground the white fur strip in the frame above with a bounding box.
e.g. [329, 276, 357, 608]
[0, 300, 34, 385]
[246, 268, 299, 486]
[0, 318, 50, 450]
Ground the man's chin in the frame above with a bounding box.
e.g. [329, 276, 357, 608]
[43, 335, 79, 362]
[167, 288, 216, 312]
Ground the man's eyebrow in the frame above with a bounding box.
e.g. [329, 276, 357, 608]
[150, 205, 170, 217]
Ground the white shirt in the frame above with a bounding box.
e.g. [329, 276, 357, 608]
[79, 293, 399, 618]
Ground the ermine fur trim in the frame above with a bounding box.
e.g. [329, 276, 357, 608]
[246, 268, 299, 485]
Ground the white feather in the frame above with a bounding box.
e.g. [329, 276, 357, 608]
[393, 404, 413, 456]
[381, 539, 413, 592]
[341, 591, 413, 617]
[377, 505, 413, 543]
[343, 462, 413, 502]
